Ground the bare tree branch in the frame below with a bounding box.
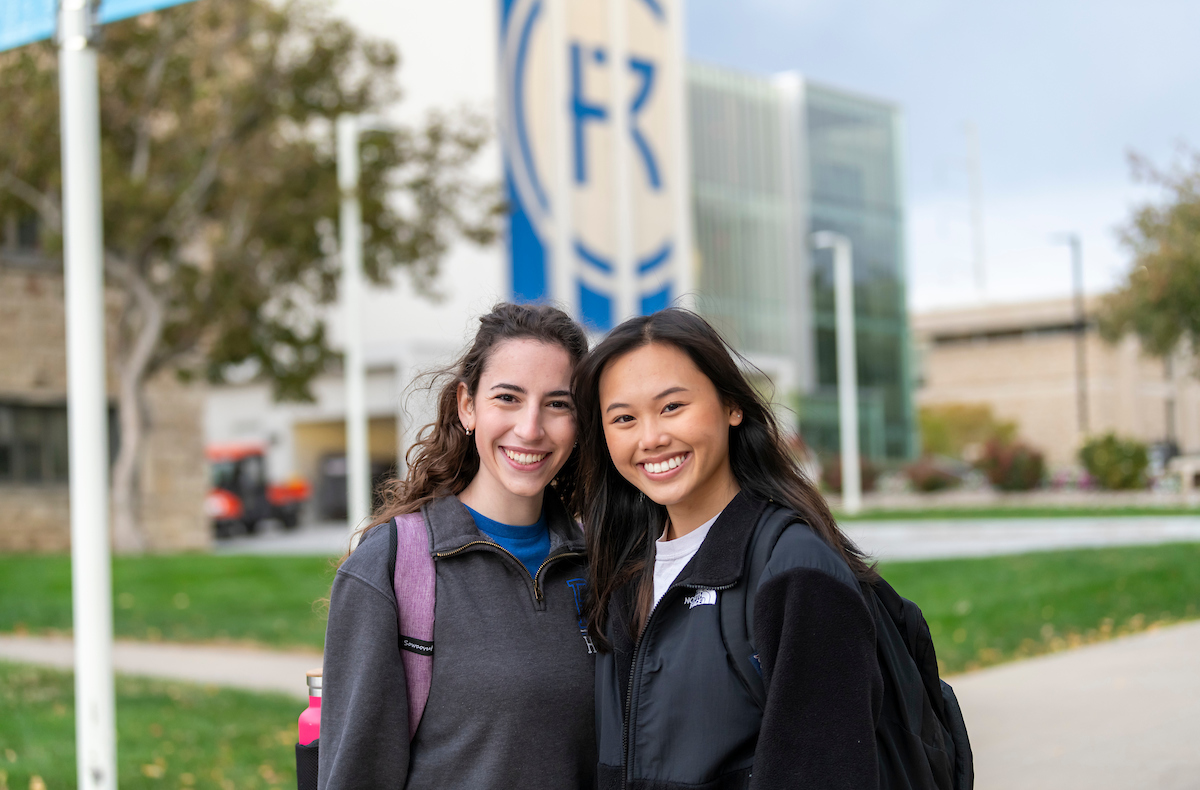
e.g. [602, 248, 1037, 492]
[0, 170, 62, 232]
[130, 16, 178, 182]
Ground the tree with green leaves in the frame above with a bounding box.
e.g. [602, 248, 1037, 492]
[1100, 152, 1200, 368]
[0, 0, 498, 551]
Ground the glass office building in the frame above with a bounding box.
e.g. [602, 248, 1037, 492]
[689, 64, 916, 461]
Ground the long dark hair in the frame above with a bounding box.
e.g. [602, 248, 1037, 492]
[573, 308, 876, 651]
[341, 302, 588, 562]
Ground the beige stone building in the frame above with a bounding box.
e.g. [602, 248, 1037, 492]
[0, 245, 209, 552]
[913, 297, 1200, 466]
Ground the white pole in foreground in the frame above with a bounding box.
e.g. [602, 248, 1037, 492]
[337, 114, 370, 536]
[813, 231, 862, 515]
[59, 1, 117, 787]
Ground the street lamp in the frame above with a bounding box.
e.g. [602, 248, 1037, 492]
[1053, 233, 1089, 437]
[812, 231, 862, 515]
[337, 113, 390, 537]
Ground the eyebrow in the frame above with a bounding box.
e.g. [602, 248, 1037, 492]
[605, 386, 689, 413]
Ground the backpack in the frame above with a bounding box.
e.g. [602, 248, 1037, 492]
[388, 512, 437, 741]
[297, 514, 435, 790]
[718, 506, 974, 790]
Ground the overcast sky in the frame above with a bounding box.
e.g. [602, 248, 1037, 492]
[687, 0, 1200, 310]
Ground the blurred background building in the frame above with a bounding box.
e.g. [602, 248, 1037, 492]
[201, 60, 916, 527]
[0, 228, 208, 551]
[914, 297, 1200, 466]
[689, 64, 914, 462]
[10, 2, 1192, 548]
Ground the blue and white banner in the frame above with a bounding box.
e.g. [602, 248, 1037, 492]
[1, 0, 196, 53]
[499, 0, 691, 331]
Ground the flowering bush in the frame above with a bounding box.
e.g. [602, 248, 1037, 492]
[906, 457, 961, 492]
[976, 438, 1045, 491]
[821, 455, 879, 494]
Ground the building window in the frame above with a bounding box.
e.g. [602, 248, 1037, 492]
[0, 404, 70, 484]
[16, 214, 39, 251]
[2, 212, 56, 270]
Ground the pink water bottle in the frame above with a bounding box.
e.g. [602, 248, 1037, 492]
[299, 668, 321, 745]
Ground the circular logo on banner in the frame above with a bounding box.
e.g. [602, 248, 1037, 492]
[501, 0, 677, 330]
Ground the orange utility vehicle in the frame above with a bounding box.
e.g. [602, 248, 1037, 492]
[205, 442, 310, 538]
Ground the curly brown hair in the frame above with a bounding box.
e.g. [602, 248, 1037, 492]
[342, 302, 588, 559]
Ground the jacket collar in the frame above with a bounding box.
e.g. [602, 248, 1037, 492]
[607, 491, 768, 704]
[422, 489, 586, 556]
[671, 490, 767, 589]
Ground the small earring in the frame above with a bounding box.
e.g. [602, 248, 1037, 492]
[464, 426, 473, 436]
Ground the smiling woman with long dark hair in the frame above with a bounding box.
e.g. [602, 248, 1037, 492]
[318, 303, 597, 790]
[573, 308, 882, 790]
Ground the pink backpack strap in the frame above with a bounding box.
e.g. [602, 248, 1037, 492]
[393, 512, 436, 740]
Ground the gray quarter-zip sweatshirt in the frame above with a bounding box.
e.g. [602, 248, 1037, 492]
[318, 493, 597, 789]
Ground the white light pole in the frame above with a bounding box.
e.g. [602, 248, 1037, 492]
[813, 231, 862, 515]
[965, 122, 986, 300]
[1053, 232, 1088, 437]
[59, 1, 117, 787]
[336, 114, 379, 536]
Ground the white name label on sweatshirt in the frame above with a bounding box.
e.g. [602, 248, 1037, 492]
[685, 589, 717, 609]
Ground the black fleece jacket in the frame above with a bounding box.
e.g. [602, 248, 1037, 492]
[594, 493, 883, 790]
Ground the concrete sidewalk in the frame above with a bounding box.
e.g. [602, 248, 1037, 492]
[844, 515, 1200, 561]
[4, 620, 1200, 787]
[215, 516, 1200, 562]
[951, 619, 1200, 790]
[0, 635, 320, 699]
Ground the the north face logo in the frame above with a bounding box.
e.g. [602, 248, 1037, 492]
[685, 590, 717, 609]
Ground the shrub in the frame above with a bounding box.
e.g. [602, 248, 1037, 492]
[821, 455, 879, 494]
[919, 403, 1017, 459]
[1079, 433, 1149, 490]
[906, 457, 961, 493]
[976, 438, 1045, 491]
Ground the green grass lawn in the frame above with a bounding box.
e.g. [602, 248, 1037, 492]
[839, 505, 1200, 521]
[0, 554, 333, 651]
[2, 545, 1200, 785]
[881, 542, 1200, 673]
[3, 543, 1200, 676]
[0, 661, 299, 790]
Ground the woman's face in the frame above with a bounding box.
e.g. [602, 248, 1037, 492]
[598, 343, 742, 526]
[458, 338, 577, 505]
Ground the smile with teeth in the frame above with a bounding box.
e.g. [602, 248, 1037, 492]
[504, 448, 548, 466]
[641, 453, 688, 475]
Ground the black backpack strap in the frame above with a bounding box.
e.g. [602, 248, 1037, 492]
[386, 522, 400, 651]
[719, 504, 797, 710]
